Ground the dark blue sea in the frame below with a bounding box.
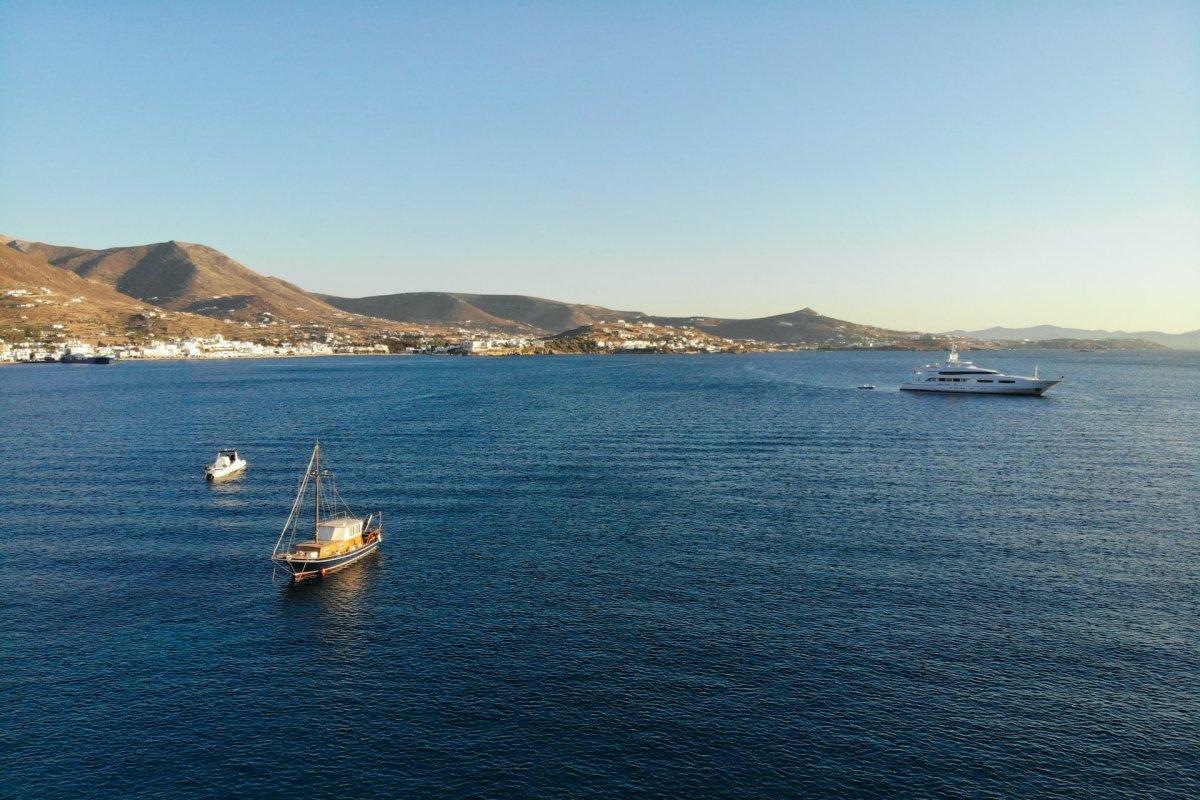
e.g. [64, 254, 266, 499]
[2, 351, 1197, 799]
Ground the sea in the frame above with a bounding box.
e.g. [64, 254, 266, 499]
[1, 350, 1196, 799]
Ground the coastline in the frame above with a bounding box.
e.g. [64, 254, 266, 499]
[2, 345, 1180, 368]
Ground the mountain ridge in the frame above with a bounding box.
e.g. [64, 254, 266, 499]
[949, 324, 1200, 349]
[641, 308, 926, 346]
[11, 239, 346, 324]
[3, 235, 1192, 348]
[0, 243, 231, 341]
[320, 292, 644, 333]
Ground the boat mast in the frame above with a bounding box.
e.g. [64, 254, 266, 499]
[272, 444, 318, 560]
[313, 442, 321, 533]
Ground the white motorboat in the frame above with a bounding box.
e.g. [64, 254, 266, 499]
[900, 346, 1062, 396]
[205, 448, 247, 481]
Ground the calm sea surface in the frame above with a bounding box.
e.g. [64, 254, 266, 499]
[1, 351, 1197, 799]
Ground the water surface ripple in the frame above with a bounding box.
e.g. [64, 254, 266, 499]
[1, 351, 1197, 798]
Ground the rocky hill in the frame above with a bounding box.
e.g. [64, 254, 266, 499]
[10, 239, 351, 326]
[642, 307, 929, 347]
[320, 294, 938, 347]
[949, 324, 1200, 350]
[320, 292, 641, 333]
[1006, 337, 1167, 351]
[0, 244, 231, 342]
[539, 320, 756, 354]
[3, 237, 418, 343]
[5, 234, 1188, 351]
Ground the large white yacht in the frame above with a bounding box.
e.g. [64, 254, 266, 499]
[900, 346, 1062, 395]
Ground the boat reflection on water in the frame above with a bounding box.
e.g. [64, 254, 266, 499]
[277, 548, 383, 646]
[281, 547, 382, 596]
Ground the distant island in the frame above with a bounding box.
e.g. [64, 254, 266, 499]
[946, 324, 1200, 350]
[0, 235, 1189, 362]
[1005, 337, 1166, 351]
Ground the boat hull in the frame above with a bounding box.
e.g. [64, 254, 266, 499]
[206, 461, 247, 481]
[60, 355, 114, 364]
[275, 537, 381, 581]
[900, 379, 1060, 396]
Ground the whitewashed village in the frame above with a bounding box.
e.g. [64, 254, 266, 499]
[1, 277, 976, 366]
[2, 281, 806, 362]
[0, 322, 778, 364]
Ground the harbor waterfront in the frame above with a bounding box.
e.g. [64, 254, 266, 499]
[2, 350, 1197, 798]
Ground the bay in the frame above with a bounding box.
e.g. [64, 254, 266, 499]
[1, 350, 1197, 798]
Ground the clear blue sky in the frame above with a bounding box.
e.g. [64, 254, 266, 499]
[1, 1, 1197, 332]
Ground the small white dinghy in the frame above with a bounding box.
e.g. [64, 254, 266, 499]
[206, 449, 247, 482]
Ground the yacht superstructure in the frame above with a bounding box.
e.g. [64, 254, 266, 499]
[900, 346, 1062, 395]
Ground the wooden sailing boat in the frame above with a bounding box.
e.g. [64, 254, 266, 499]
[271, 443, 382, 582]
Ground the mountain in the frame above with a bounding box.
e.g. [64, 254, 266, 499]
[0, 243, 228, 341]
[949, 324, 1200, 349]
[320, 292, 642, 333]
[7, 234, 1191, 350]
[319, 295, 935, 346]
[10, 239, 347, 325]
[1009, 337, 1167, 351]
[642, 307, 932, 347]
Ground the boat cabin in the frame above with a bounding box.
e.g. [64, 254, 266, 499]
[317, 517, 363, 542]
[292, 516, 365, 560]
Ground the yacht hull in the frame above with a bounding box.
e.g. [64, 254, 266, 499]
[901, 380, 1060, 396]
[276, 538, 381, 582]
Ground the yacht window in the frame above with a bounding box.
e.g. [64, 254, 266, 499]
[999, 380, 1015, 384]
[977, 379, 993, 383]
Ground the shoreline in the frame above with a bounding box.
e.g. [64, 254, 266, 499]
[2, 345, 1181, 367]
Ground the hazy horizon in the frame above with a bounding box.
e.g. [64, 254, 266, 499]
[1, 2, 1196, 332]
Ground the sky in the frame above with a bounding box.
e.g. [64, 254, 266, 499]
[1, 1, 1197, 332]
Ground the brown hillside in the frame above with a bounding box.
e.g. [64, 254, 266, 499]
[0, 245, 230, 342]
[320, 291, 641, 333]
[16, 240, 346, 324]
[645, 308, 925, 346]
[320, 292, 520, 329]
